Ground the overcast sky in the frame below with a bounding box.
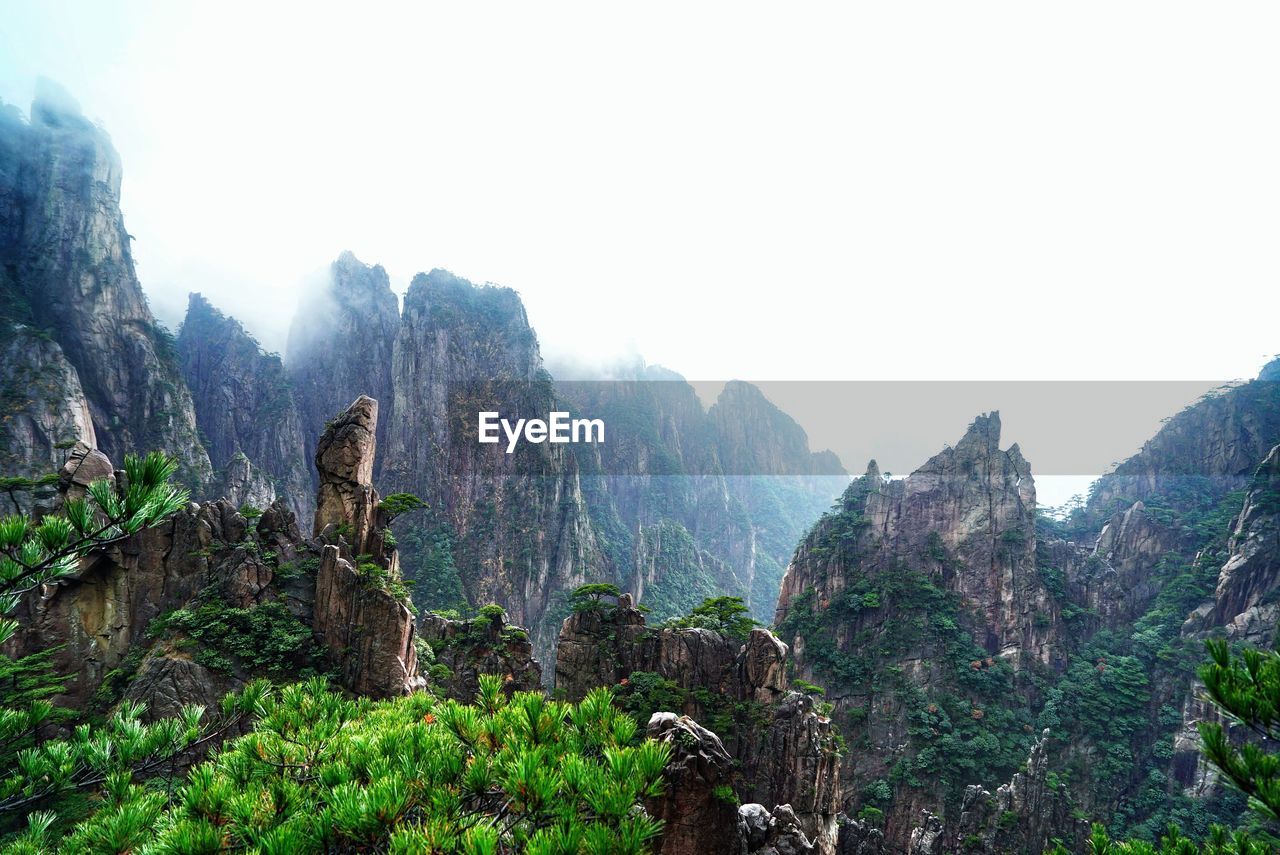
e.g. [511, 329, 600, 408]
[1, 2, 1277, 504]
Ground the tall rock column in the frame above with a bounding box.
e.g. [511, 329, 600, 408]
[310, 395, 419, 697]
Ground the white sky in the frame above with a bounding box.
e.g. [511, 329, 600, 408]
[2, 2, 1278, 505]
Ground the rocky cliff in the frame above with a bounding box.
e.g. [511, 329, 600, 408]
[177, 293, 312, 522]
[0, 84, 211, 489]
[774, 414, 1067, 849]
[0, 324, 95, 513]
[4, 396, 422, 719]
[286, 251, 400, 474]
[556, 594, 843, 852]
[383, 270, 605, 661]
[562, 372, 847, 623]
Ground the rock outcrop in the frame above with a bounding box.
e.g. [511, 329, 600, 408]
[313, 543, 419, 698]
[0, 83, 211, 488]
[778, 413, 1058, 669]
[556, 596, 841, 851]
[774, 414, 1065, 849]
[309, 395, 419, 698]
[646, 712, 740, 855]
[313, 394, 389, 558]
[5, 396, 422, 712]
[416, 608, 542, 702]
[177, 293, 312, 522]
[1086, 374, 1280, 517]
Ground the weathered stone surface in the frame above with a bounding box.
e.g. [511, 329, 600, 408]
[313, 394, 386, 557]
[0, 325, 96, 513]
[58, 440, 114, 500]
[5, 492, 244, 709]
[556, 601, 841, 851]
[778, 413, 1057, 668]
[178, 293, 312, 522]
[834, 817, 885, 855]
[0, 83, 211, 488]
[740, 803, 818, 855]
[122, 645, 237, 721]
[312, 544, 420, 698]
[417, 609, 541, 702]
[774, 414, 1063, 849]
[646, 712, 739, 855]
[1087, 374, 1280, 516]
[217, 452, 277, 515]
[383, 270, 604, 661]
[1207, 444, 1280, 642]
[944, 731, 1084, 854]
[1068, 501, 1188, 632]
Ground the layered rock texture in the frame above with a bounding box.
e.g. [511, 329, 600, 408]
[0, 324, 95, 512]
[177, 293, 312, 521]
[0, 84, 211, 489]
[5, 397, 423, 719]
[556, 596, 842, 852]
[383, 271, 604, 660]
[772, 369, 1280, 851]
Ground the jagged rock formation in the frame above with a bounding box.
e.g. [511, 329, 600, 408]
[1063, 502, 1188, 634]
[384, 270, 604, 661]
[646, 712, 740, 855]
[740, 803, 820, 855]
[287, 251, 399, 472]
[5, 397, 422, 715]
[416, 608, 542, 702]
[309, 395, 418, 698]
[778, 413, 1058, 669]
[313, 395, 389, 556]
[0, 84, 211, 488]
[774, 414, 1069, 849]
[556, 596, 841, 852]
[1200, 444, 1280, 644]
[947, 727, 1085, 855]
[177, 293, 312, 521]
[216, 452, 278, 513]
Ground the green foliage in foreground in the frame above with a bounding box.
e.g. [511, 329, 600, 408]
[5, 676, 671, 854]
[1199, 639, 1280, 824]
[1047, 821, 1272, 854]
[0, 452, 189, 647]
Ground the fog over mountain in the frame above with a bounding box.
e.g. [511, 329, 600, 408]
[1, 3, 1276, 386]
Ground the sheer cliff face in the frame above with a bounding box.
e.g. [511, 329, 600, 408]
[0, 325, 95, 509]
[0, 87, 211, 488]
[562, 375, 847, 623]
[8, 397, 422, 717]
[774, 414, 1062, 848]
[384, 270, 604, 659]
[286, 251, 399, 471]
[178, 293, 313, 522]
[777, 413, 1058, 667]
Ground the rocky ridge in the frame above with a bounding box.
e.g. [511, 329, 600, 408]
[556, 594, 843, 853]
